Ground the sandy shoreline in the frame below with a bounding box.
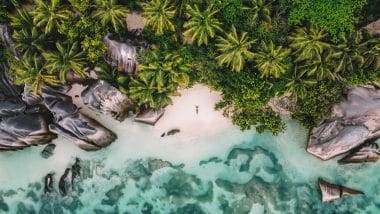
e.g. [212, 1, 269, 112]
[67, 83, 231, 142]
[154, 84, 231, 141]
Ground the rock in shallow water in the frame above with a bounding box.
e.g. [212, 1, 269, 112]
[41, 144, 56, 159]
[81, 80, 133, 121]
[339, 142, 380, 164]
[307, 86, 380, 160]
[318, 178, 364, 203]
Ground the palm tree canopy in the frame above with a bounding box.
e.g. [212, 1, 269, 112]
[299, 49, 337, 80]
[244, 0, 273, 24]
[254, 40, 290, 78]
[288, 26, 330, 62]
[142, 0, 177, 35]
[129, 71, 175, 109]
[32, 0, 71, 34]
[183, 4, 222, 46]
[216, 25, 255, 72]
[10, 54, 60, 95]
[9, 7, 33, 30]
[285, 66, 317, 100]
[333, 31, 367, 74]
[43, 42, 87, 83]
[92, 0, 129, 32]
[12, 27, 46, 56]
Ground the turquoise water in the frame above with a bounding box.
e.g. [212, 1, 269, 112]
[0, 117, 379, 213]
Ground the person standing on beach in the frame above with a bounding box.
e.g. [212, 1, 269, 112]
[195, 105, 199, 114]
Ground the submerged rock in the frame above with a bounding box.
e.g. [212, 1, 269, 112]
[339, 142, 380, 164]
[59, 168, 70, 197]
[81, 80, 133, 121]
[307, 86, 380, 160]
[71, 158, 81, 191]
[41, 144, 56, 159]
[44, 173, 54, 194]
[318, 178, 364, 203]
[134, 108, 165, 125]
[0, 114, 57, 150]
[42, 85, 117, 151]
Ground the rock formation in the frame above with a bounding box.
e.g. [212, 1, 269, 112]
[0, 25, 19, 59]
[41, 144, 56, 159]
[0, 97, 26, 117]
[81, 80, 134, 121]
[134, 108, 165, 125]
[339, 142, 380, 164]
[0, 114, 57, 150]
[167, 129, 180, 136]
[104, 34, 138, 75]
[71, 158, 81, 191]
[268, 94, 293, 116]
[59, 168, 70, 197]
[318, 178, 364, 202]
[44, 173, 54, 194]
[0, 63, 20, 97]
[307, 85, 380, 160]
[41, 85, 117, 151]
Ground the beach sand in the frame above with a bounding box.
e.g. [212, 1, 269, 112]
[154, 84, 231, 141]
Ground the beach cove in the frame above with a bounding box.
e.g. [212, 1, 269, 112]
[0, 84, 379, 213]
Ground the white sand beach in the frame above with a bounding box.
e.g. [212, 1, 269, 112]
[154, 84, 231, 141]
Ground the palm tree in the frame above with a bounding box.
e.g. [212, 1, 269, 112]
[333, 31, 365, 74]
[286, 66, 317, 100]
[139, 48, 191, 88]
[92, 0, 129, 32]
[10, 54, 60, 95]
[244, 0, 273, 24]
[142, 0, 177, 35]
[128, 71, 175, 109]
[299, 49, 337, 80]
[43, 42, 87, 83]
[254, 40, 290, 78]
[288, 26, 331, 62]
[216, 26, 255, 72]
[362, 37, 380, 71]
[183, 4, 222, 46]
[12, 27, 46, 55]
[9, 7, 33, 30]
[32, 0, 71, 34]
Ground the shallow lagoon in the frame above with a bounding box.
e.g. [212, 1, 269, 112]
[0, 113, 379, 213]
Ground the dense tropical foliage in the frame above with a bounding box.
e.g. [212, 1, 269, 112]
[0, 0, 379, 134]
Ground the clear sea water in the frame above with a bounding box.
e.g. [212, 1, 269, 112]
[0, 115, 379, 214]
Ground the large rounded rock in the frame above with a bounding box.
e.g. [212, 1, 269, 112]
[81, 80, 133, 122]
[0, 114, 57, 150]
[42, 86, 117, 151]
[307, 86, 380, 160]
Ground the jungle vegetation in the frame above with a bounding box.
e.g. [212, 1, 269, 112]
[0, 0, 379, 134]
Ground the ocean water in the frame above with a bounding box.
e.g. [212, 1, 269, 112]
[0, 115, 379, 214]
